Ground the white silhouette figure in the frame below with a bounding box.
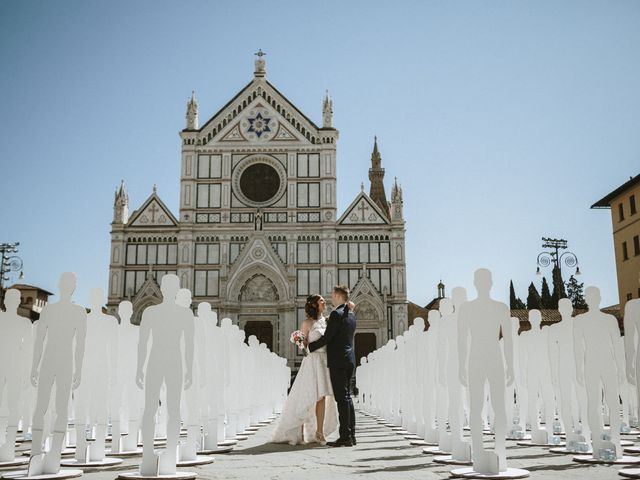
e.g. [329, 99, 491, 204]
[437, 288, 472, 462]
[174, 289, 210, 466]
[29, 272, 87, 476]
[116, 300, 144, 454]
[521, 309, 556, 444]
[574, 286, 625, 460]
[72, 288, 119, 464]
[135, 275, 194, 476]
[457, 269, 515, 475]
[423, 310, 441, 443]
[0, 289, 32, 464]
[625, 298, 640, 422]
[548, 298, 589, 444]
[202, 306, 228, 448]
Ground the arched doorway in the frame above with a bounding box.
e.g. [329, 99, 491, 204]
[238, 273, 279, 351]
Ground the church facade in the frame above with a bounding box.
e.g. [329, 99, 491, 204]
[106, 53, 408, 367]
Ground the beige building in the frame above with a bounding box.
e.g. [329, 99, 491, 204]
[592, 173, 640, 311]
[106, 53, 408, 368]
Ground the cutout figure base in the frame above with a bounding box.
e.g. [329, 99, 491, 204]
[433, 455, 472, 466]
[117, 471, 196, 480]
[245, 427, 259, 432]
[0, 458, 30, 469]
[506, 435, 531, 441]
[625, 447, 640, 454]
[197, 447, 233, 455]
[60, 458, 123, 468]
[216, 440, 237, 447]
[619, 468, 640, 478]
[1, 469, 83, 480]
[404, 435, 421, 440]
[549, 447, 592, 455]
[422, 446, 450, 455]
[106, 449, 143, 457]
[449, 467, 530, 479]
[573, 454, 640, 465]
[516, 440, 566, 447]
[240, 431, 256, 436]
[410, 440, 438, 447]
[234, 436, 248, 441]
[176, 457, 213, 467]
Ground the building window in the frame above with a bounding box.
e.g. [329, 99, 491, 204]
[197, 154, 222, 179]
[635, 236, 640, 257]
[193, 270, 219, 297]
[368, 268, 392, 294]
[619, 203, 625, 222]
[628, 293, 633, 301]
[126, 244, 177, 265]
[195, 244, 220, 265]
[196, 184, 221, 208]
[297, 242, 320, 264]
[297, 269, 320, 296]
[124, 269, 176, 296]
[297, 153, 320, 178]
[297, 183, 320, 207]
[229, 242, 246, 263]
[271, 242, 287, 263]
[631, 195, 637, 215]
[623, 241, 629, 261]
[337, 242, 391, 264]
[338, 269, 361, 290]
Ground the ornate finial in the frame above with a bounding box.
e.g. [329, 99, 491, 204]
[152, 184, 157, 194]
[322, 90, 333, 128]
[360, 182, 364, 192]
[186, 90, 198, 129]
[254, 49, 266, 77]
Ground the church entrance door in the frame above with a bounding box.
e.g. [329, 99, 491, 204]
[243, 320, 274, 352]
[354, 332, 377, 367]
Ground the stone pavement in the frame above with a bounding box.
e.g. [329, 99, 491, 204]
[21, 409, 639, 480]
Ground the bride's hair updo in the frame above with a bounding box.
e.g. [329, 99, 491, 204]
[305, 294, 322, 319]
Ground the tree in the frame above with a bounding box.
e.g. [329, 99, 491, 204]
[540, 277, 553, 309]
[566, 275, 587, 309]
[509, 280, 526, 309]
[551, 266, 567, 308]
[527, 282, 542, 310]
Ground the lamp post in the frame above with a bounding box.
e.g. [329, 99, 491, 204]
[535, 237, 581, 277]
[0, 242, 24, 308]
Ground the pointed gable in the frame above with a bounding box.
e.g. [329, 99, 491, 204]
[196, 78, 323, 146]
[128, 191, 178, 228]
[338, 191, 390, 226]
[228, 234, 287, 279]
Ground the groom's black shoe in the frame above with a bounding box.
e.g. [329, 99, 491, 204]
[328, 438, 353, 447]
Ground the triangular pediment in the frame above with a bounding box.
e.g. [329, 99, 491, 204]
[197, 79, 321, 146]
[128, 193, 179, 227]
[337, 192, 389, 225]
[130, 275, 162, 325]
[228, 235, 288, 279]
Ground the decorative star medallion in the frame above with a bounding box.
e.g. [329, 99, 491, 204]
[247, 112, 271, 137]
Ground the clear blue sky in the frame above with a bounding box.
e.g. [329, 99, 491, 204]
[1, 0, 639, 308]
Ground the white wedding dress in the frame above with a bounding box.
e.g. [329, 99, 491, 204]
[271, 316, 339, 444]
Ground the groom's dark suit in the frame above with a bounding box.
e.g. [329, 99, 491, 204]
[308, 303, 357, 443]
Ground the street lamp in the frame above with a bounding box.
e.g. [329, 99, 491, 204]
[535, 237, 581, 277]
[1, 242, 24, 292]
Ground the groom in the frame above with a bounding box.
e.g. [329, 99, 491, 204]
[308, 285, 357, 447]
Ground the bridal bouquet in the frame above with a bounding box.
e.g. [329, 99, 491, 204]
[290, 330, 306, 351]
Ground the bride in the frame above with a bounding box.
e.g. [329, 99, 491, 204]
[271, 294, 339, 445]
